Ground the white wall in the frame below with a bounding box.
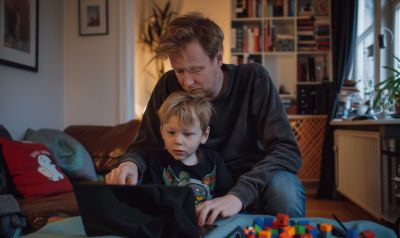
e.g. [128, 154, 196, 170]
[0, 0, 64, 139]
[0, 0, 231, 138]
[63, 0, 120, 126]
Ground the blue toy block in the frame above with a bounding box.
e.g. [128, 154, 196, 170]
[264, 217, 274, 227]
[297, 220, 310, 225]
[254, 217, 265, 227]
[346, 228, 358, 238]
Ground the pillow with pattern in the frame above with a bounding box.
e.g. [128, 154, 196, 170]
[0, 138, 73, 198]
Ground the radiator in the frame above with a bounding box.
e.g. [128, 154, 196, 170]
[334, 130, 381, 219]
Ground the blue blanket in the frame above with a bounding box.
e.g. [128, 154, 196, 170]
[21, 215, 397, 238]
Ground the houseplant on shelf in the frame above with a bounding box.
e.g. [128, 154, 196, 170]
[374, 55, 400, 116]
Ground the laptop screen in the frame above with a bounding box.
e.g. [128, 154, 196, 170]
[73, 182, 206, 237]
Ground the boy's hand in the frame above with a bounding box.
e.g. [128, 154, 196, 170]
[195, 194, 242, 226]
[105, 162, 138, 185]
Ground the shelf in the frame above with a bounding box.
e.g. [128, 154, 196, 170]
[231, 0, 332, 115]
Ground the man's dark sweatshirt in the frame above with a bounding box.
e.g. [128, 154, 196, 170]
[119, 63, 301, 208]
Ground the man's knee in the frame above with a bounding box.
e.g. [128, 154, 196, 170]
[260, 171, 305, 217]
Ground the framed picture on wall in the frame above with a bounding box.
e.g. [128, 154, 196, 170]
[79, 0, 108, 36]
[0, 0, 39, 72]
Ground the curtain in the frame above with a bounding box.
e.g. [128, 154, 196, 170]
[316, 0, 358, 198]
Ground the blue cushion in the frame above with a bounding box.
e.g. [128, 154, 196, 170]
[24, 128, 98, 181]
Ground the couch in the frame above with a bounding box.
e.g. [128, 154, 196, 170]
[0, 119, 141, 234]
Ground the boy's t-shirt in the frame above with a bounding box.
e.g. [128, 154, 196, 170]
[146, 148, 234, 205]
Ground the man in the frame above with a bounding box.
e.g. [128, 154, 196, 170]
[106, 11, 305, 226]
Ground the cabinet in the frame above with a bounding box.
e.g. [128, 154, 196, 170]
[230, 0, 332, 114]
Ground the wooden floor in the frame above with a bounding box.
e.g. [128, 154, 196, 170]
[304, 184, 377, 222]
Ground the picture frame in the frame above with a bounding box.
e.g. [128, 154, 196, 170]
[79, 0, 108, 36]
[0, 0, 39, 72]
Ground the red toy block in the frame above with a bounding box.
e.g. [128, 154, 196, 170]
[359, 230, 375, 238]
[276, 213, 289, 227]
[278, 231, 291, 238]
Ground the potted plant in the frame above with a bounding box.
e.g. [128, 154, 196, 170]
[374, 55, 400, 115]
[140, 1, 178, 80]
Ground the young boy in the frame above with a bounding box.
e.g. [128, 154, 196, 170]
[146, 91, 233, 205]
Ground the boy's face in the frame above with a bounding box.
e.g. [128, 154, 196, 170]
[160, 115, 209, 165]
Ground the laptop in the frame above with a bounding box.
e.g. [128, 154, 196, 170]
[73, 182, 217, 238]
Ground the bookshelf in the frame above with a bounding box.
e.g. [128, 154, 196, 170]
[231, 0, 332, 114]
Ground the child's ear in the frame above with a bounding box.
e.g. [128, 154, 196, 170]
[200, 126, 210, 144]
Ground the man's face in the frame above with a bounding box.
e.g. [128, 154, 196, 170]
[160, 115, 209, 165]
[169, 40, 223, 100]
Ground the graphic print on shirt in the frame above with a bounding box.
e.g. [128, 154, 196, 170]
[162, 165, 216, 204]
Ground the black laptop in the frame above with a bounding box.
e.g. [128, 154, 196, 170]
[73, 182, 217, 238]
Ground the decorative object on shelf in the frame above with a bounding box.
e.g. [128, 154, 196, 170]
[374, 55, 400, 114]
[140, 1, 178, 80]
[0, 0, 38, 72]
[79, 0, 108, 36]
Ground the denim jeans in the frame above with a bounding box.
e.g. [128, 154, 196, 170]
[248, 171, 305, 218]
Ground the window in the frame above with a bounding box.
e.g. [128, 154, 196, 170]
[395, 1, 400, 58]
[354, 0, 375, 99]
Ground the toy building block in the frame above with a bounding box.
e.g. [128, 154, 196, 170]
[305, 224, 317, 233]
[254, 217, 264, 227]
[299, 234, 313, 238]
[319, 223, 333, 232]
[297, 220, 310, 225]
[276, 213, 289, 227]
[264, 217, 275, 227]
[319, 223, 333, 238]
[345, 228, 358, 238]
[359, 230, 375, 238]
[294, 224, 306, 235]
[267, 228, 279, 237]
[258, 230, 272, 238]
[282, 226, 295, 236]
[254, 224, 263, 235]
[277, 231, 291, 238]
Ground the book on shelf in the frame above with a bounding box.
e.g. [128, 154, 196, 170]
[315, 0, 329, 16]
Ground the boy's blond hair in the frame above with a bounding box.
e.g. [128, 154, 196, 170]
[158, 91, 214, 131]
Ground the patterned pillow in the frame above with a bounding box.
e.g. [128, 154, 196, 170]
[24, 129, 98, 181]
[0, 138, 73, 198]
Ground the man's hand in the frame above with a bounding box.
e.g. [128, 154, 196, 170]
[105, 162, 138, 185]
[195, 194, 242, 226]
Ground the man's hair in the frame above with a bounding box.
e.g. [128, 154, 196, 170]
[158, 91, 214, 131]
[155, 11, 224, 60]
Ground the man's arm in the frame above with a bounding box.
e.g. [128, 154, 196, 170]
[228, 64, 302, 208]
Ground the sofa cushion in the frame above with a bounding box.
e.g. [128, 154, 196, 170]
[0, 125, 12, 139]
[24, 128, 98, 181]
[0, 138, 73, 198]
[64, 119, 140, 174]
